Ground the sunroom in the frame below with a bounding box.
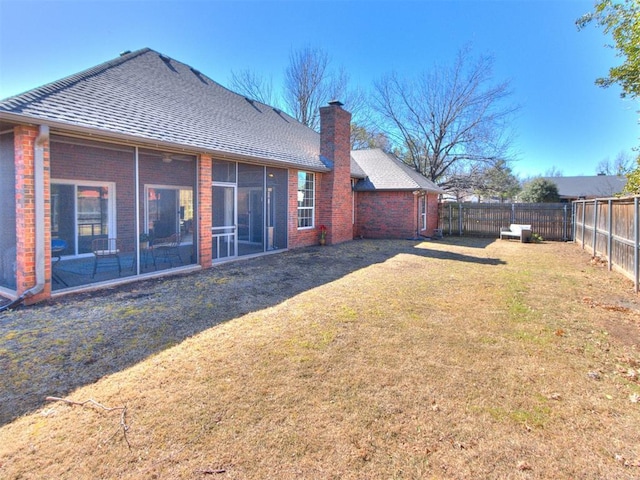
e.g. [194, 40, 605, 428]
[48, 135, 199, 291]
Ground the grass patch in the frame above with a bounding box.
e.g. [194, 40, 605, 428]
[1, 238, 639, 479]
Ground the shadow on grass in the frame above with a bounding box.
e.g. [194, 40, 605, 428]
[434, 236, 499, 249]
[414, 247, 506, 265]
[0, 237, 503, 425]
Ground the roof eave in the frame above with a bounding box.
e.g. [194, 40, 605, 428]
[0, 111, 331, 172]
[355, 186, 444, 193]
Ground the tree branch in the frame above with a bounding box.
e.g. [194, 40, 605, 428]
[46, 396, 131, 450]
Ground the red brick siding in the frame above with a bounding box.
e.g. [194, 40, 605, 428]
[51, 142, 197, 254]
[138, 152, 196, 187]
[198, 154, 212, 267]
[51, 140, 137, 252]
[288, 169, 324, 248]
[355, 191, 419, 239]
[318, 104, 353, 245]
[15, 125, 51, 303]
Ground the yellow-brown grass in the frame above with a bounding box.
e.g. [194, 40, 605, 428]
[1, 238, 639, 479]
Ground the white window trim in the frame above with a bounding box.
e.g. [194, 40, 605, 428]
[297, 171, 315, 230]
[52, 179, 116, 257]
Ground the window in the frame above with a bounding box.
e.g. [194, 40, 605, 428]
[420, 195, 427, 230]
[51, 181, 115, 255]
[297, 171, 315, 228]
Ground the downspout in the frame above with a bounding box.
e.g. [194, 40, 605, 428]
[1, 125, 48, 312]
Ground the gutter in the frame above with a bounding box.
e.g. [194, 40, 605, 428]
[0, 125, 48, 312]
[0, 112, 332, 173]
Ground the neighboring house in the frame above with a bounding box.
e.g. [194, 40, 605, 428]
[0, 48, 442, 304]
[542, 175, 627, 201]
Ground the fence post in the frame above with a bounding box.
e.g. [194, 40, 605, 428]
[563, 204, 568, 241]
[592, 199, 598, 256]
[458, 203, 463, 236]
[572, 202, 577, 243]
[511, 203, 515, 224]
[581, 201, 586, 249]
[448, 203, 452, 236]
[635, 197, 639, 293]
[607, 199, 613, 271]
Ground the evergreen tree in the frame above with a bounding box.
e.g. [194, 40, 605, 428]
[520, 178, 560, 203]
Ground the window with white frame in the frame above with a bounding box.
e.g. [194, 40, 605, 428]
[420, 195, 427, 230]
[297, 171, 315, 228]
[51, 181, 116, 255]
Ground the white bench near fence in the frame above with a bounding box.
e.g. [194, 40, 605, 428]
[500, 224, 532, 243]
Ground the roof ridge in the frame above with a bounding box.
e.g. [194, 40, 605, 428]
[0, 48, 151, 106]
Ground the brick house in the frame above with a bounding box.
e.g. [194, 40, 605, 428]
[0, 48, 442, 305]
[352, 149, 442, 239]
[540, 175, 626, 202]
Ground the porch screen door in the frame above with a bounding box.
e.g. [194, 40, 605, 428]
[212, 185, 236, 260]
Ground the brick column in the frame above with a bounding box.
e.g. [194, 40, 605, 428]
[198, 154, 212, 268]
[14, 125, 51, 303]
[318, 101, 352, 245]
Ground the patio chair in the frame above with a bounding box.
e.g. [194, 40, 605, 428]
[92, 238, 122, 277]
[51, 238, 68, 286]
[152, 233, 182, 267]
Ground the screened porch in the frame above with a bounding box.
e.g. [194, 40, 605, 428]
[49, 136, 198, 292]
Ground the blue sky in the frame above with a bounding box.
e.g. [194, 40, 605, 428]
[0, 0, 638, 178]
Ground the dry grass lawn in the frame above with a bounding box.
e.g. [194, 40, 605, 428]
[1, 237, 639, 479]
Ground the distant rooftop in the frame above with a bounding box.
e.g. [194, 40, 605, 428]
[542, 175, 626, 199]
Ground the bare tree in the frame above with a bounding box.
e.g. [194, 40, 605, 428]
[229, 47, 370, 137]
[596, 150, 636, 175]
[283, 47, 345, 131]
[229, 69, 276, 106]
[442, 163, 483, 201]
[372, 47, 518, 189]
[544, 166, 564, 177]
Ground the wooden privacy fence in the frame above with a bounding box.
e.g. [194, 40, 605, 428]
[439, 203, 572, 241]
[574, 196, 640, 292]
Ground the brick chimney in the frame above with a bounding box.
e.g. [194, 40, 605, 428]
[318, 100, 352, 244]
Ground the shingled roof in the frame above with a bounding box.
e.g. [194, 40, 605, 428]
[541, 175, 626, 199]
[351, 149, 444, 193]
[0, 48, 328, 171]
